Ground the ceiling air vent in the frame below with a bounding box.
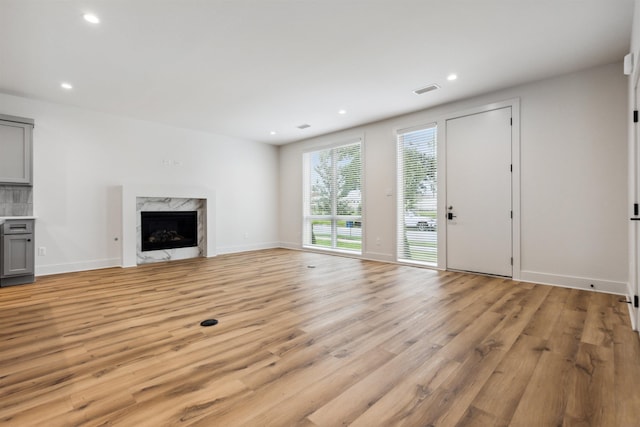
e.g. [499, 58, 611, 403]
[413, 84, 441, 95]
[297, 123, 311, 129]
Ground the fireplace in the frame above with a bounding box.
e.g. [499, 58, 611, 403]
[141, 211, 198, 252]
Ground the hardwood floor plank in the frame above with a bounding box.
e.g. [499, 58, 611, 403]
[0, 248, 636, 426]
[456, 405, 505, 427]
[563, 341, 615, 426]
[244, 347, 396, 427]
[434, 310, 504, 363]
[613, 323, 640, 426]
[471, 334, 547, 424]
[396, 285, 549, 427]
[522, 285, 571, 339]
[509, 303, 589, 426]
[306, 335, 443, 426]
[49, 390, 137, 427]
[0, 395, 74, 426]
[581, 291, 616, 348]
[388, 329, 508, 427]
[348, 355, 460, 427]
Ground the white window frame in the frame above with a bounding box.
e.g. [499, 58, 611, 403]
[302, 137, 363, 254]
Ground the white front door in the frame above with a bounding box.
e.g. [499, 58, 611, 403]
[446, 107, 512, 277]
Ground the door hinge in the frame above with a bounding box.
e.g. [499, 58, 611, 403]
[635, 203, 639, 216]
[635, 110, 639, 123]
[635, 295, 639, 308]
[510, 164, 512, 172]
[510, 117, 513, 126]
[510, 257, 513, 266]
[510, 210, 513, 219]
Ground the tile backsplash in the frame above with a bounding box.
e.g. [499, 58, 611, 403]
[0, 185, 33, 216]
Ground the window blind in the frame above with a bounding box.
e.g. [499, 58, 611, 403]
[303, 140, 362, 253]
[397, 125, 437, 264]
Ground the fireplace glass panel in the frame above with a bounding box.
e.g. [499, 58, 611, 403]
[141, 211, 197, 252]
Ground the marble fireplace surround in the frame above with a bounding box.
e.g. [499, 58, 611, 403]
[121, 185, 216, 267]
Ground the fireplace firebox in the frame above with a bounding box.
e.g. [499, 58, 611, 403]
[141, 211, 197, 252]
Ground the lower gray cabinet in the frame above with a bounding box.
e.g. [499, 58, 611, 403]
[0, 219, 35, 287]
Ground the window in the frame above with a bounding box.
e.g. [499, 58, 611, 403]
[397, 125, 437, 265]
[303, 139, 362, 253]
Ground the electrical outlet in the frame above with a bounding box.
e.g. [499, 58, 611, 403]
[38, 247, 46, 256]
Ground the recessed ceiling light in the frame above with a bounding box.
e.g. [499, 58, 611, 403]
[83, 13, 100, 24]
[447, 74, 458, 81]
[61, 82, 73, 90]
[270, 131, 277, 135]
[338, 109, 347, 115]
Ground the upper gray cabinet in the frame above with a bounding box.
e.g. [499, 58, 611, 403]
[0, 114, 34, 186]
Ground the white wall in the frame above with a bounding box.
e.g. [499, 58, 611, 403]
[280, 62, 628, 294]
[0, 92, 280, 275]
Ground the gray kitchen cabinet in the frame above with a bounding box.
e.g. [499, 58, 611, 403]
[0, 219, 35, 286]
[0, 114, 34, 186]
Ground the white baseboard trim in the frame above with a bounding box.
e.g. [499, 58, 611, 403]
[33, 250, 628, 301]
[519, 270, 627, 295]
[364, 251, 395, 263]
[216, 242, 280, 255]
[36, 258, 121, 276]
[35, 242, 280, 275]
[277, 242, 396, 264]
[278, 241, 300, 251]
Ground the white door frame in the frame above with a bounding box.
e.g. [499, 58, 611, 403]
[437, 98, 521, 280]
[629, 69, 640, 331]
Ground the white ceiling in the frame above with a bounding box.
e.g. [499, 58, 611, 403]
[0, 0, 634, 145]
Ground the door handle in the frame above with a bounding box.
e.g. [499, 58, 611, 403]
[447, 206, 456, 220]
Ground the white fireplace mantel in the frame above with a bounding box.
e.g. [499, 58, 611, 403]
[120, 184, 216, 267]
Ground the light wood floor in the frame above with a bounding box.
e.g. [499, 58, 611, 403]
[1, 249, 639, 426]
